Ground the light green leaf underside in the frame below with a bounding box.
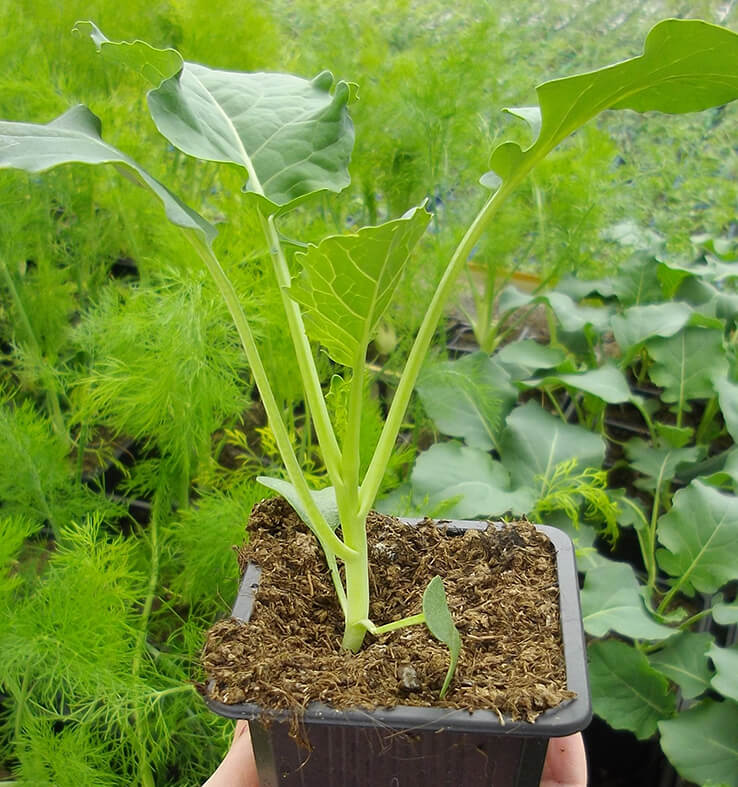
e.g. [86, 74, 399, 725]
[589, 639, 675, 740]
[581, 560, 674, 640]
[256, 476, 339, 532]
[422, 575, 461, 698]
[289, 207, 431, 367]
[649, 632, 714, 700]
[78, 23, 355, 208]
[656, 480, 738, 596]
[659, 701, 738, 787]
[485, 19, 738, 188]
[0, 105, 214, 244]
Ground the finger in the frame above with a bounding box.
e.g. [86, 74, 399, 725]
[540, 732, 587, 787]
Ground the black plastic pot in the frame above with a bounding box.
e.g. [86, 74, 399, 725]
[207, 519, 591, 786]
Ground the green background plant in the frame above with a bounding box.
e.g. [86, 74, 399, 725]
[2, 3, 738, 786]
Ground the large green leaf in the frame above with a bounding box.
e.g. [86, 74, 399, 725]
[656, 480, 738, 596]
[659, 701, 738, 787]
[646, 328, 728, 408]
[589, 640, 675, 740]
[709, 644, 738, 702]
[611, 302, 693, 354]
[581, 560, 674, 640]
[288, 207, 430, 367]
[484, 20, 738, 189]
[495, 339, 566, 380]
[649, 632, 715, 700]
[77, 22, 355, 209]
[0, 105, 214, 244]
[498, 401, 606, 491]
[524, 366, 632, 405]
[624, 438, 703, 492]
[410, 442, 535, 519]
[415, 353, 517, 451]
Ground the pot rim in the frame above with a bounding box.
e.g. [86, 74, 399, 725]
[206, 518, 592, 738]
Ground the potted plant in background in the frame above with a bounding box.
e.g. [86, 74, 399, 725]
[2, 17, 738, 786]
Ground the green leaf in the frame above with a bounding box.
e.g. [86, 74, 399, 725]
[77, 23, 355, 208]
[646, 328, 728, 407]
[499, 401, 606, 492]
[712, 593, 738, 625]
[624, 438, 703, 490]
[256, 476, 339, 532]
[288, 207, 431, 366]
[0, 106, 215, 244]
[589, 639, 675, 740]
[415, 353, 516, 451]
[495, 339, 566, 379]
[545, 291, 610, 334]
[659, 701, 738, 787]
[611, 302, 693, 353]
[715, 378, 738, 443]
[709, 644, 738, 702]
[73, 21, 183, 84]
[524, 366, 632, 405]
[581, 560, 674, 640]
[649, 632, 715, 700]
[422, 575, 461, 699]
[703, 448, 738, 492]
[609, 253, 665, 306]
[410, 442, 535, 519]
[656, 480, 738, 596]
[484, 20, 738, 188]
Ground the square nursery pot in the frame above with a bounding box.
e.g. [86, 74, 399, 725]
[206, 519, 591, 787]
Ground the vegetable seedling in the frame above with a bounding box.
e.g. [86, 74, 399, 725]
[2, 18, 737, 698]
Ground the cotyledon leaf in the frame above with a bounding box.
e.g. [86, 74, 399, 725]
[76, 21, 356, 210]
[422, 576, 461, 699]
[0, 105, 215, 245]
[288, 206, 431, 367]
[483, 19, 738, 189]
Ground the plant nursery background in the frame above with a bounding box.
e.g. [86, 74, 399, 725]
[1, 1, 737, 785]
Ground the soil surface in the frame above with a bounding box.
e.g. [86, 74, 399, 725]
[203, 498, 574, 723]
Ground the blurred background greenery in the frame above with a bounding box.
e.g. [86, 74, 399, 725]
[1, 1, 736, 784]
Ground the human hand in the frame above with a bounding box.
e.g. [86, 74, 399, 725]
[202, 720, 259, 787]
[539, 732, 588, 787]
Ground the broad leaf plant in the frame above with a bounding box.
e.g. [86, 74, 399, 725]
[2, 19, 738, 697]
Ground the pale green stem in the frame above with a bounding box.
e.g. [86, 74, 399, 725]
[358, 181, 516, 517]
[185, 233, 355, 563]
[360, 613, 425, 636]
[646, 459, 669, 593]
[260, 213, 343, 485]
